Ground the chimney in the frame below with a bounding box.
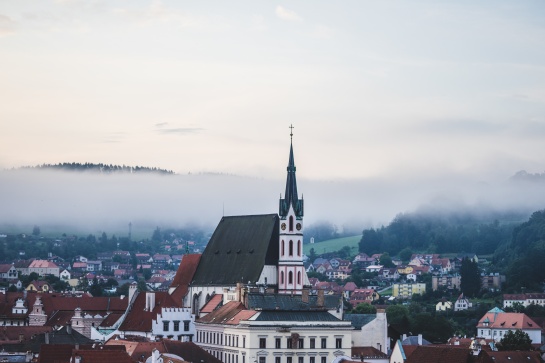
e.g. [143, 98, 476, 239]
[418, 334, 423, 345]
[74, 355, 81, 363]
[19, 333, 24, 343]
[236, 283, 243, 302]
[146, 292, 155, 311]
[129, 283, 137, 303]
[302, 288, 309, 303]
[317, 289, 324, 307]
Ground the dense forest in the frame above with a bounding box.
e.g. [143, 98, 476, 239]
[358, 210, 522, 256]
[17, 162, 174, 175]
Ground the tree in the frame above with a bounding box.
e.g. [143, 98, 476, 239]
[354, 303, 377, 314]
[309, 248, 317, 262]
[152, 227, 162, 242]
[460, 258, 481, 297]
[497, 330, 532, 351]
[379, 252, 395, 268]
[32, 225, 41, 236]
[399, 247, 413, 262]
[89, 277, 102, 297]
[386, 305, 410, 326]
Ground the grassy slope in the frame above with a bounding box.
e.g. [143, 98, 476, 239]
[303, 235, 361, 257]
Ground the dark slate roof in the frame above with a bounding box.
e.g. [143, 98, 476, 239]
[247, 293, 340, 311]
[279, 142, 303, 218]
[253, 311, 340, 322]
[343, 314, 377, 329]
[191, 214, 279, 285]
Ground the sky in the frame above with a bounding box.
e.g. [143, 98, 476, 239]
[1, 1, 545, 233]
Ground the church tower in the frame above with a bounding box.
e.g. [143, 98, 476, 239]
[278, 126, 306, 295]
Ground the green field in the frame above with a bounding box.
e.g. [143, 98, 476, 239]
[304, 235, 361, 257]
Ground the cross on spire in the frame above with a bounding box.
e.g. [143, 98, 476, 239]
[289, 124, 294, 141]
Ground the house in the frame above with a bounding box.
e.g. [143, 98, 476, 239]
[86, 260, 102, 272]
[0, 264, 18, 280]
[476, 307, 541, 344]
[366, 265, 383, 273]
[350, 289, 380, 305]
[28, 260, 60, 277]
[60, 269, 71, 280]
[435, 299, 452, 312]
[72, 261, 87, 272]
[503, 293, 545, 308]
[26, 280, 51, 293]
[481, 273, 505, 291]
[454, 293, 472, 311]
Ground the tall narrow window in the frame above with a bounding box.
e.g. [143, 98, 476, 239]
[289, 241, 293, 256]
[281, 271, 284, 284]
[282, 240, 285, 256]
[297, 240, 301, 256]
[289, 216, 294, 231]
[297, 271, 301, 285]
[288, 271, 293, 284]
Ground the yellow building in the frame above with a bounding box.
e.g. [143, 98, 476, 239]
[392, 283, 426, 299]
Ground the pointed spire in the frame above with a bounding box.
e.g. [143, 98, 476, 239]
[280, 125, 303, 218]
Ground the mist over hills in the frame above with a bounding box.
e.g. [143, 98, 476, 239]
[1, 165, 545, 237]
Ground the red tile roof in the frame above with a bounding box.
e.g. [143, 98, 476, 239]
[170, 254, 201, 303]
[197, 301, 246, 324]
[119, 291, 179, 332]
[200, 294, 223, 314]
[477, 312, 540, 330]
[405, 345, 472, 363]
[351, 346, 388, 358]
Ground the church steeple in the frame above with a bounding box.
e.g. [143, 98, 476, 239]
[279, 126, 304, 218]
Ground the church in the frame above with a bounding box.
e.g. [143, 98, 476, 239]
[175, 131, 313, 315]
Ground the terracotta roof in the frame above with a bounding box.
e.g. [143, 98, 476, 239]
[405, 345, 472, 363]
[0, 326, 52, 343]
[477, 311, 540, 330]
[478, 350, 543, 363]
[170, 254, 201, 303]
[119, 291, 179, 332]
[71, 347, 134, 363]
[29, 260, 58, 268]
[198, 301, 246, 324]
[200, 294, 223, 314]
[100, 312, 124, 327]
[351, 347, 388, 359]
[0, 264, 13, 273]
[228, 309, 258, 324]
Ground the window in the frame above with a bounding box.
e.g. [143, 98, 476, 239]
[173, 321, 180, 331]
[243, 336, 246, 348]
[321, 358, 326, 363]
[260, 338, 267, 349]
[287, 338, 293, 349]
[289, 271, 293, 284]
[259, 357, 266, 363]
[281, 271, 284, 284]
[287, 358, 292, 363]
[276, 358, 281, 363]
[282, 241, 285, 256]
[276, 338, 281, 349]
[310, 338, 315, 349]
[289, 216, 294, 231]
[298, 338, 304, 349]
[298, 240, 301, 256]
[184, 321, 190, 331]
[321, 338, 327, 349]
[289, 241, 293, 256]
[163, 321, 169, 331]
[298, 358, 303, 363]
[297, 271, 301, 285]
[310, 358, 315, 363]
[336, 338, 342, 349]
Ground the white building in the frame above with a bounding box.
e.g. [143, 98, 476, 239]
[476, 307, 541, 344]
[454, 293, 472, 311]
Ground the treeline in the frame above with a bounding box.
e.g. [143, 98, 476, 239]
[358, 211, 519, 256]
[19, 162, 174, 175]
[501, 210, 545, 292]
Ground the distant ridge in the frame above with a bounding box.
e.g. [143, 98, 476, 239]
[16, 162, 174, 175]
[510, 170, 545, 183]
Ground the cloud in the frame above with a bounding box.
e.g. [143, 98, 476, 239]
[155, 122, 169, 128]
[0, 14, 16, 37]
[156, 127, 202, 135]
[275, 6, 302, 22]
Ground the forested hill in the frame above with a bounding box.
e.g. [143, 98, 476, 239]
[358, 209, 529, 257]
[17, 162, 174, 175]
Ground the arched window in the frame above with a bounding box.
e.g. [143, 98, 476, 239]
[298, 271, 301, 285]
[288, 271, 293, 284]
[280, 271, 284, 284]
[281, 240, 285, 256]
[289, 241, 293, 256]
[289, 216, 294, 231]
[297, 240, 301, 256]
